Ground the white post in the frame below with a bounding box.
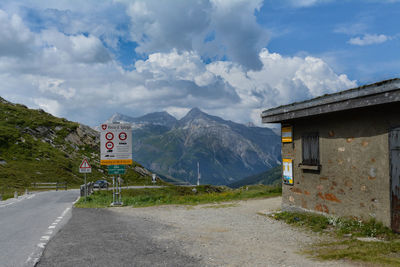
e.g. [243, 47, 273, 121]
[112, 176, 115, 204]
[84, 172, 87, 202]
[197, 162, 201, 186]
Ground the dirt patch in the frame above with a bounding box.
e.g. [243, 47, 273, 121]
[112, 197, 356, 266]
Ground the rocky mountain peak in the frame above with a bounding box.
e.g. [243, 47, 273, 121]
[179, 107, 220, 126]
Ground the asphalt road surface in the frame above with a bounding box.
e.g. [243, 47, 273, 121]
[0, 190, 79, 267]
[37, 208, 201, 267]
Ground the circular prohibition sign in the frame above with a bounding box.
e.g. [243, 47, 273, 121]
[105, 141, 114, 150]
[119, 132, 127, 141]
[105, 132, 114, 140]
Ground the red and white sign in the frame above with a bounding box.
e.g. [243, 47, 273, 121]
[79, 158, 92, 173]
[105, 132, 114, 140]
[100, 123, 132, 165]
[119, 132, 127, 141]
[105, 141, 114, 150]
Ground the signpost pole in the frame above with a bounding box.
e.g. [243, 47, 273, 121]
[112, 176, 115, 204]
[118, 175, 121, 203]
[84, 172, 87, 202]
[79, 158, 91, 203]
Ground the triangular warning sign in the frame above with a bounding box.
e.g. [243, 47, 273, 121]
[80, 159, 91, 169]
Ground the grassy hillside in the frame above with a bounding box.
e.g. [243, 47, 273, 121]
[0, 97, 164, 198]
[228, 165, 281, 188]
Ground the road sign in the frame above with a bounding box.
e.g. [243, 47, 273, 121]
[79, 158, 92, 173]
[100, 123, 132, 165]
[108, 165, 126, 175]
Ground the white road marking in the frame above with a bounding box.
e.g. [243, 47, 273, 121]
[25, 197, 76, 266]
[40, 236, 50, 241]
[73, 195, 80, 204]
[0, 194, 36, 208]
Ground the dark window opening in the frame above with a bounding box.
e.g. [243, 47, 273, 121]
[302, 132, 319, 166]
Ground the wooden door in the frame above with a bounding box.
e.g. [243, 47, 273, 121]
[390, 127, 400, 232]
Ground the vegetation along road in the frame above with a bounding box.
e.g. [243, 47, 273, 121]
[38, 196, 355, 266]
[0, 190, 79, 266]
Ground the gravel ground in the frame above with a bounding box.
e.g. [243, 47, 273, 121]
[38, 197, 360, 266]
[113, 197, 356, 267]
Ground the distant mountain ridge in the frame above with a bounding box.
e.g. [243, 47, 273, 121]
[107, 112, 177, 128]
[228, 165, 282, 188]
[105, 108, 281, 185]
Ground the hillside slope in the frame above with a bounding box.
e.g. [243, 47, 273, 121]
[228, 165, 282, 188]
[0, 97, 158, 193]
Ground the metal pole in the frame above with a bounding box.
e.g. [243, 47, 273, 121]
[118, 175, 121, 203]
[84, 172, 87, 202]
[112, 176, 115, 204]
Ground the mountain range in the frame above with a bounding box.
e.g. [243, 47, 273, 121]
[105, 108, 281, 185]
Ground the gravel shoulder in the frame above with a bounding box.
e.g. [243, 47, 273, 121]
[38, 197, 357, 266]
[113, 197, 355, 267]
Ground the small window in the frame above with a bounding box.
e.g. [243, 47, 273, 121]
[302, 132, 319, 166]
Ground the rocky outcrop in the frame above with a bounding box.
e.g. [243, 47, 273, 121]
[65, 124, 99, 147]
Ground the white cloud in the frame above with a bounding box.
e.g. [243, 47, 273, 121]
[40, 30, 111, 64]
[280, 0, 332, 7]
[348, 34, 391, 46]
[123, 0, 268, 70]
[37, 77, 76, 99]
[334, 23, 368, 35]
[207, 49, 356, 121]
[33, 97, 62, 116]
[0, 4, 357, 127]
[0, 10, 35, 57]
[135, 50, 216, 87]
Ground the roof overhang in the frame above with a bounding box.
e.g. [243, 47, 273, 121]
[261, 79, 400, 123]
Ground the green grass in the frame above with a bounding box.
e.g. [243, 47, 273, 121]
[307, 239, 400, 266]
[272, 211, 400, 265]
[75, 184, 282, 208]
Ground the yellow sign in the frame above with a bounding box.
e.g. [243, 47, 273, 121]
[282, 126, 292, 143]
[100, 159, 133, 165]
[282, 158, 293, 185]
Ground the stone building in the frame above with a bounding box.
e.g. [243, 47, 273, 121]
[261, 79, 400, 232]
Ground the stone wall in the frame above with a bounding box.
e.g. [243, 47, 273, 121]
[281, 104, 400, 227]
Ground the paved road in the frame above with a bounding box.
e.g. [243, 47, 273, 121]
[37, 208, 201, 267]
[0, 190, 79, 267]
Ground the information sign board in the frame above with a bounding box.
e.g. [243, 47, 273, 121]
[282, 126, 293, 143]
[108, 165, 126, 175]
[282, 158, 293, 185]
[100, 123, 132, 165]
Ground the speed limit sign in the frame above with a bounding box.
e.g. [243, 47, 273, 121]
[119, 132, 127, 141]
[105, 132, 114, 140]
[105, 141, 114, 150]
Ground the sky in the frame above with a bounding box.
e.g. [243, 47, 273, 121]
[0, 0, 399, 126]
